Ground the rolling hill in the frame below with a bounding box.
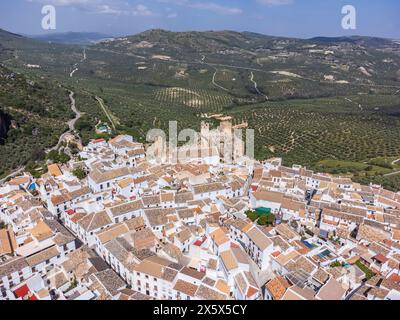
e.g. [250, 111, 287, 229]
[1, 28, 400, 189]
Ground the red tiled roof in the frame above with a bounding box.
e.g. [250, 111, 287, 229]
[194, 236, 207, 247]
[373, 254, 389, 264]
[388, 273, 400, 284]
[271, 251, 281, 258]
[230, 242, 240, 249]
[28, 294, 38, 301]
[247, 287, 258, 298]
[66, 209, 75, 215]
[14, 284, 29, 298]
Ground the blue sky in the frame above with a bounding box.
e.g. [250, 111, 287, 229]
[0, 0, 399, 38]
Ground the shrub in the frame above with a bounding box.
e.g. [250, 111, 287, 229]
[245, 210, 258, 222]
[72, 167, 86, 180]
[258, 214, 276, 226]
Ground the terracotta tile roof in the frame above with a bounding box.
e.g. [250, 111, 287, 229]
[97, 223, 129, 244]
[0, 229, 15, 255]
[316, 278, 347, 300]
[246, 226, 272, 250]
[220, 250, 238, 271]
[26, 245, 60, 267]
[210, 228, 230, 247]
[0, 257, 28, 278]
[108, 200, 143, 217]
[312, 268, 330, 284]
[77, 210, 112, 232]
[181, 267, 205, 281]
[252, 190, 284, 203]
[173, 279, 198, 297]
[193, 182, 224, 195]
[8, 176, 30, 186]
[266, 276, 291, 300]
[196, 285, 226, 300]
[214, 279, 230, 295]
[28, 220, 53, 241]
[48, 164, 63, 177]
[91, 269, 126, 297]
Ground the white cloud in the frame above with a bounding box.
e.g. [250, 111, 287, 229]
[27, 0, 156, 16]
[167, 12, 178, 19]
[256, 0, 293, 6]
[27, 0, 97, 5]
[158, 0, 242, 15]
[131, 4, 155, 16]
[189, 2, 242, 15]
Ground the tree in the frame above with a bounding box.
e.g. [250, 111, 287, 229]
[47, 150, 60, 162]
[245, 210, 258, 222]
[47, 150, 70, 164]
[68, 142, 79, 155]
[72, 167, 87, 180]
[258, 213, 276, 226]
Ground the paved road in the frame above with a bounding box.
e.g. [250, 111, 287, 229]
[47, 91, 81, 153]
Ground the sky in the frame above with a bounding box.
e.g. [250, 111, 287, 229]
[0, 0, 399, 39]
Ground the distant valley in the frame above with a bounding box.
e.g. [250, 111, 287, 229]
[28, 32, 113, 45]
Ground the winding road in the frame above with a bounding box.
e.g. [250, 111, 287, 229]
[250, 71, 269, 100]
[70, 48, 87, 78]
[211, 68, 230, 92]
[47, 91, 82, 153]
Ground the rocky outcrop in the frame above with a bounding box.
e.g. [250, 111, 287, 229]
[0, 109, 11, 143]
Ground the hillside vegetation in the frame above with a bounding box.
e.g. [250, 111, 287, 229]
[0, 64, 71, 176]
[0, 28, 400, 189]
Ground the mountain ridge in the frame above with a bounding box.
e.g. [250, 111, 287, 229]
[0, 27, 396, 46]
